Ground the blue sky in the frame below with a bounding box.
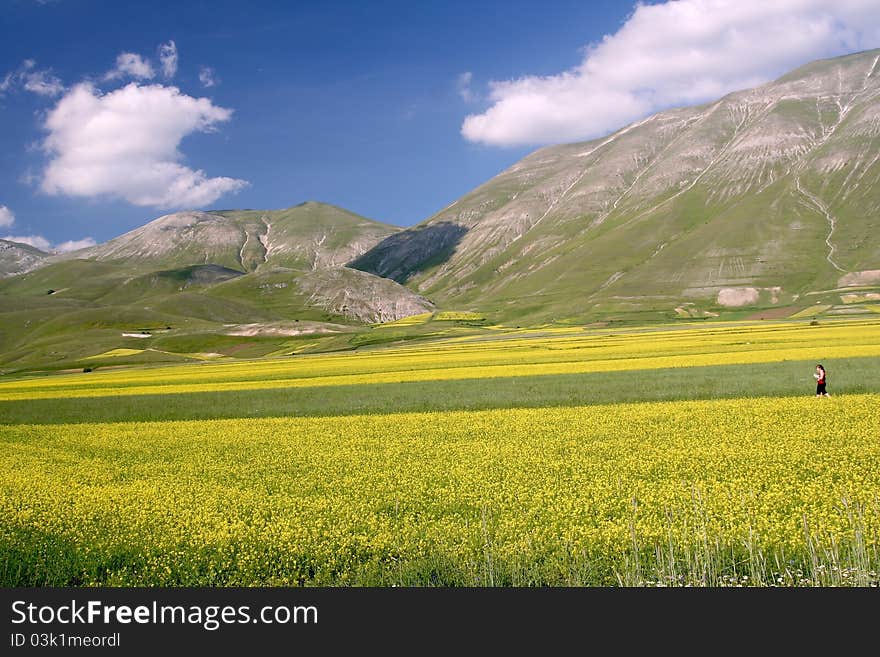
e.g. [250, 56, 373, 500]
[0, 0, 627, 246]
[1, 0, 879, 250]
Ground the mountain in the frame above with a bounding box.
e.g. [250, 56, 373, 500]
[0, 239, 48, 278]
[77, 201, 399, 272]
[352, 49, 880, 322]
[0, 202, 433, 373]
[9, 202, 432, 324]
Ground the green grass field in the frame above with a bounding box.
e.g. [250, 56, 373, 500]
[2, 318, 879, 586]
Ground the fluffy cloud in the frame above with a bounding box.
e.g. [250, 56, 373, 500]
[54, 237, 97, 252]
[462, 0, 880, 146]
[0, 205, 14, 228]
[40, 82, 248, 208]
[106, 53, 155, 81]
[2, 234, 51, 251]
[159, 41, 178, 79]
[198, 66, 217, 88]
[0, 60, 64, 97]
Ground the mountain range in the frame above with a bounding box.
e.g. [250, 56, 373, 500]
[2, 49, 879, 373]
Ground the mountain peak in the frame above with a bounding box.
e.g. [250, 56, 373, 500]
[149, 210, 223, 228]
[69, 202, 399, 275]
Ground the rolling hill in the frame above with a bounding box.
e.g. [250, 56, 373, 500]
[352, 49, 880, 323]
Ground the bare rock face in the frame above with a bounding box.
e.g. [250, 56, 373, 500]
[80, 211, 243, 268]
[352, 49, 880, 315]
[223, 320, 351, 337]
[0, 239, 48, 278]
[295, 267, 435, 324]
[839, 270, 880, 287]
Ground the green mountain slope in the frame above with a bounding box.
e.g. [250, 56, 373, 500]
[352, 49, 880, 322]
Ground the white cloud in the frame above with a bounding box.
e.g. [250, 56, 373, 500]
[198, 66, 217, 88]
[159, 41, 178, 79]
[0, 60, 64, 97]
[2, 234, 51, 251]
[456, 71, 477, 103]
[462, 0, 880, 146]
[23, 69, 65, 96]
[0, 205, 15, 228]
[41, 82, 248, 209]
[54, 237, 96, 253]
[106, 52, 155, 81]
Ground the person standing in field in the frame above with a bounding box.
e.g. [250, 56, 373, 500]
[814, 364, 830, 397]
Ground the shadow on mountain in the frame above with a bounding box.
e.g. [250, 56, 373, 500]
[348, 222, 468, 283]
[154, 264, 244, 286]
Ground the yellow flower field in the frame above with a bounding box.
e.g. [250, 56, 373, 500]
[2, 395, 878, 586]
[2, 319, 879, 586]
[1, 319, 878, 402]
